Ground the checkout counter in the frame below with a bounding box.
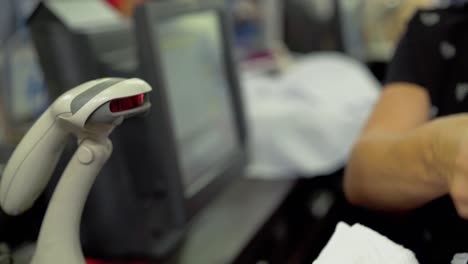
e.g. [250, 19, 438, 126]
[2, 0, 459, 263]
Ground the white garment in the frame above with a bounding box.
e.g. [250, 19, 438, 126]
[243, 53, 380, 178]
[313, 222, 419, 264]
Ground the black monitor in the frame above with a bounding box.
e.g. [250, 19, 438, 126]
[27, 0, 248, 261]
[134, 0, 247, 215]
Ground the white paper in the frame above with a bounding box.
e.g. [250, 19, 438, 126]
[452, 253, 468, 264]
[313, 222, 419, 264]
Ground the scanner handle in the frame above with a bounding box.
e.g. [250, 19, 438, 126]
[0, 109, 69, 215]
[32, 138, 112, 264]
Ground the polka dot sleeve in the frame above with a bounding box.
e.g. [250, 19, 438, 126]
[384, 10, 446, 104]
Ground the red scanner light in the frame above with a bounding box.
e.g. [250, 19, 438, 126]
[110, 94, 145, 113]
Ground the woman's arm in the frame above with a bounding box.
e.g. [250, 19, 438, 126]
[344, 83, 450, 211]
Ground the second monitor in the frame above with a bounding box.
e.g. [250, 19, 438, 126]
[155, 10, 241, 198]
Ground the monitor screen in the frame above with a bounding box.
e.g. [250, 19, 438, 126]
[155, 11, 239, 197]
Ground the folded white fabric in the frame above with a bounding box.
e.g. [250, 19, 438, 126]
[243, 53, 380, 179]
[313, 222, 419, 264]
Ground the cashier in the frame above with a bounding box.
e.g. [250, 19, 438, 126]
[344, 3, 468, 219]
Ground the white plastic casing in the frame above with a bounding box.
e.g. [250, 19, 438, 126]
[0, 78, 152, 215]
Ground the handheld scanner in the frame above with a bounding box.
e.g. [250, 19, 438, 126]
[0, 78, 152, 215]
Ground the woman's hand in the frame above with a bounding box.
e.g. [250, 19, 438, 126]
[427, 114, 468, 218]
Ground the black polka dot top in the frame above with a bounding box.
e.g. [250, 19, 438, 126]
[385, 5, 468, 117]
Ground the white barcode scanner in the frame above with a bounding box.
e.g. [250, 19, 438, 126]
[0, 78, 152, 264]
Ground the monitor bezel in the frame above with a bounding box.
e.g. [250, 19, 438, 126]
[134, 0, 248, 218]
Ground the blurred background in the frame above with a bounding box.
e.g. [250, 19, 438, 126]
[0, 0, 439, 146]
[0, 0, 450, 264]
